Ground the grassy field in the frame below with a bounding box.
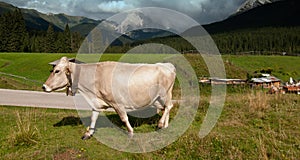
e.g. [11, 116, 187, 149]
[223, 55, 300, 81]
[0, 92, 299, 159]
[1, 53, 299, 91]
[0, 53, 300, 159]
[0, 53, 75, 90]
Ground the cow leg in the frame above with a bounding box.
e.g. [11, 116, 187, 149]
[82, 110, 99, 140]
[163, 104, 173, 128]
[115, 107, 134, 137]
[158, 104, 173, 128]
[157, 97, 166, 128]
[158, 90, 173, 128]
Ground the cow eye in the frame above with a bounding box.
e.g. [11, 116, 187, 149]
[50, 70, 53, 73]
[55, 70, 60, 74]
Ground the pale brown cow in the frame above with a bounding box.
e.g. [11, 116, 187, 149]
[43, 57, 176, 139]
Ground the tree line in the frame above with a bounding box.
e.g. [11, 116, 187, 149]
[0, 9, 83, 53]
[1, 9, 299, 54]
[0, 9, 27, 52]
[212, 27, 300, 54]
[127, 27, 300, 54]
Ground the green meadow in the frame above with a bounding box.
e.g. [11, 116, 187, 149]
[223, 55, 300, 81]
[0, 53, 299, 159]
[1, 53, 299, 90]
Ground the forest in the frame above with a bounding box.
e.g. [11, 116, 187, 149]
[0, 9, 83, 53]
[0, 9, 299, 54]
[131, 27, 300, 55]
[212, 27, 300, 54]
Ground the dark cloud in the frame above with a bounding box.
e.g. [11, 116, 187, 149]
[2, 0, 246, 24]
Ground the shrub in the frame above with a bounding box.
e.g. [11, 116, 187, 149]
[9, 111, 40, 146]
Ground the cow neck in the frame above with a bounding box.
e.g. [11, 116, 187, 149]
[68, 62, 81, 96]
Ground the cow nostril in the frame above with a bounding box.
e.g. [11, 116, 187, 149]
[42, 84, 48, 91]
[42, 84, 52, 92]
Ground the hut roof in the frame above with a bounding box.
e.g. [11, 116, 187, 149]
[251, 76, 281, 83]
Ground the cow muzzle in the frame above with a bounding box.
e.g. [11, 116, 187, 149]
[42, 84, 52, 92]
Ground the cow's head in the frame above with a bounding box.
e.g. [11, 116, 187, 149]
[43, 57, 71, 93]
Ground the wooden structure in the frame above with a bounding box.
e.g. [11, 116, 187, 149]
[282, 86, 300, 94]
[199, 78, 246, 85]
[250, 76, 281, 88]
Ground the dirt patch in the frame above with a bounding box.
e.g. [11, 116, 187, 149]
[53, 148, 87, 160]
[0, 62, 10, 68]
[0, 76, 17, 89]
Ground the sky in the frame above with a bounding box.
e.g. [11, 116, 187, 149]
[2, 0, 246, 24]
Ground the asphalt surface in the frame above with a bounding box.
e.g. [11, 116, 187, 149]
[0, 89, 180, 112]
[0, 89, 89, 110]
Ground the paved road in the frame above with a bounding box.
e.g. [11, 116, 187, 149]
[0, 89, 181, 112]
[0, 89, 89, 110]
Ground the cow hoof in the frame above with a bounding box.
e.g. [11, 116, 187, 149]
[128, 132, 134, 138]
[81, 133, 92, 140]
[158, 122, 164, 129]
[156, 125, 167, 131]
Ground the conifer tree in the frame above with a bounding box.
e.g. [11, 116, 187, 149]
[63, 24, 72, 53]
[45, 24, 56, 53]
[0, 14, 4, 51]
[71, 32, 83, 53]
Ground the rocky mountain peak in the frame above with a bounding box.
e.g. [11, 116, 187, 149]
[236, 0, 281, 14]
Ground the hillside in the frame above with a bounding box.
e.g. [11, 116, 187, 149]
[0, 2, 61, 31]
[70, 23, 100, 36]
[204, 0, 300, 33]
[0, 1, 299, 54]
[0, 1, 100, 32]
[236, 0, 281, 14]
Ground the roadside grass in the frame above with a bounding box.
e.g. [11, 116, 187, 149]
[8, 111, 40, 146]
[0, 91, 299, 159]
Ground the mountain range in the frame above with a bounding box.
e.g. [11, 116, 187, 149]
[0, 0, 299, 39]
[0, 1, 100, 33]
[204, 0, 300, 33]
[236, 0, 281, 14]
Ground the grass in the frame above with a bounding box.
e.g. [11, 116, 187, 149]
[9, 111, 40, 146]
[0, 92, 299, 159]
[0, 53, 75, 90]
[0, 53, 75, 82]
[2, 53, 299, 91]
[223, 55, 300, 81]
[0, 53, 300, 159]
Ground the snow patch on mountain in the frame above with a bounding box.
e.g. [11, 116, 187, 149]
[236, 0, 281, 14]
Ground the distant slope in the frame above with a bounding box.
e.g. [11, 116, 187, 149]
[0, 1, 14, 14]
[204, 0, 300, 33]
[0, 2, 61, 32]
[70, 23, 99, 36]
[0, 1, 100, 33]
[38, 13, 100, 30]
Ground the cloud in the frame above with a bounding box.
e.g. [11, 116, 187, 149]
[2, 0, 245, 24]
[97, 1, 134, 12]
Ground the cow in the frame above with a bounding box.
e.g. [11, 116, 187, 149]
[43, 57, 176, 140]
